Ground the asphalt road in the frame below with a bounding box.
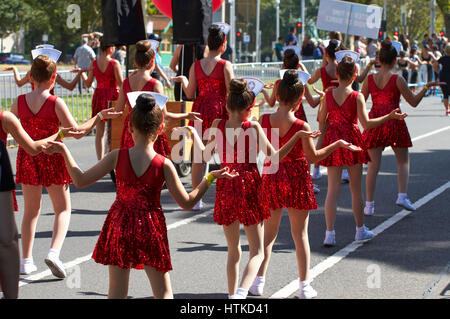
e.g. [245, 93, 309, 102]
[6, 95, 450, 300]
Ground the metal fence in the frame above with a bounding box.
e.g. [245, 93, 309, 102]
[0, 59, 432, 121]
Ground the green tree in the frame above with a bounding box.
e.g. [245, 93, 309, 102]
[437, 0, 450, 38]
[0, 0, 30, 38]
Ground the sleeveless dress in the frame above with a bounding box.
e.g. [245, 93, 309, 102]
[213, 120, 270, 226]
[318, 90, 370, 167]
[363, 74, 412, 149]
[15, 95, 72, 186]
[261, 114, 317, 211]
[0, 110, 18, 211]
[91, 59, 119, 118]
[92, 150, 171, 272]
[190, 59, 228, 137]
[320, 67, 339, 91]
[119, 77, 170, 157]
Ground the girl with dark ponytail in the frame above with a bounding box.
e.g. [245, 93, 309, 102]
[361, 39, 444, 216]
[173, 24, 234, 210]
[42, 93, 238, 299]
[250, 70, 360, 299]
[176, 78, 318, 299]
[318, 54, 408, 247]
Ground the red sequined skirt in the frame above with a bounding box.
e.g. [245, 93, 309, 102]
[16, 147, 72, 186]
[262, 159, 317, 211]
[92, 88, 119, 118]
[92, 200, 172, 272]
[214, 163, 270, 226]
[120, 114, 170, 157]
[319, 124, 370, 167]
[189, 94, 228, 136]
[363, 114, 412, 149]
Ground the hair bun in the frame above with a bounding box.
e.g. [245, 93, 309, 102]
[208, 25, 222, 36]
[136, 94, 156, 111]
[381, 39, 393, 50]
[283, 69, 299, 86]
[136, 40, 151, 53]
[33, 55, 51, 69]
[229, 79, 247, 95]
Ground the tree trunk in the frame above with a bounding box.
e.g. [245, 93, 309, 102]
[445, 13, 450, 39]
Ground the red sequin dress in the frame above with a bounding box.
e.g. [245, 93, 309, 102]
[320, 67, 339, 91]
[318, 90, 370, 167]
[0, 110, 18, 211]
[91, 59, 119, 118]
[119, 77, 170, 156]
[214, 120, 270, 226]
[15, 95, 72, 186]
[92, 149, 171, 272]
[190, 59, 228, 137]
[363, 74, 412, 149]
[261, 114, 317, 211]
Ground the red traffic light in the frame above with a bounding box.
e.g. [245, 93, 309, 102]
[236, 32, 241, 37]
[297, 22, 302, 28]
[441, 31, 445, 36]
[394, 31, 399, 36]
[379, 31, 383, 36]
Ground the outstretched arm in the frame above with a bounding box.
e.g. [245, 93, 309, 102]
[396, 75, 445, 108]
[171, 64, 197, 99]
[55, 73, 82, 91]
[4, 67, 30, 87]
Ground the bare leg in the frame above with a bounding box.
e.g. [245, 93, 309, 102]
[346, 164, 364, 228]
[223, 221, 242, 296]
[0, 192, 19, 299]
[287, 209, 310, 281]
[392, 147, 410, 194]
[239, 222, 264, 290]
[108, 265, 130, 299]
[143, 266, 173, 299]
[95, 121, 106, 161]
[365, 148, 384, 202]
[46, 184, 71, 252]
[21, 185, 43, 259]
[257, 209, 283, 277]
[324, 166, 343, 231]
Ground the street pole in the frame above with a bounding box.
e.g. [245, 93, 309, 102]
[276, 0, 280, 41]
[430, 0, 436, 36]
[256, 0, 261, 62]
[301, 0, 305, 44]
[229, 0, 235, 63]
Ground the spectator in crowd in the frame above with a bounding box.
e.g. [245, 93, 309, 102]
[286, 27, 298, 46]
[354, 36, 367, 58]
[399, 34, 410, 53]
[148, 33, 173, 89]
[432, 33, 443, 52]
[411, 40, 419, 52]
[313, 39, 324, 60]
[73, 37, 96, 93]
[367, 38, 378, 59]
[112, 46, 126, 67]
[301, 34, 315, 61]
[275, 37, 284, 62]
[221, 42, 233, 61]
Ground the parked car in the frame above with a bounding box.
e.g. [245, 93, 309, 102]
[0, 53, 12, 64]
[5, 54, 31, 65]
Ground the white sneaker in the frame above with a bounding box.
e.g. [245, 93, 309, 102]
[229, 288, 248, 299]
[192, 200, 204, 211]
[355, 225, 374, 243]
[45, 253, 67, 278]
[312, 168, 322, 180]
[396, 198, 416, 211]
[20, 259, 37, 275]
[0, 292, 3, 299]
[313, 184, 320, 194]
[364, 204, 375, 216]
[248, 277, 265, 296]
[323, 230, 336, 247]
[298, 282, 318, 299]
[341, 169, 349, 183]
[229, 294, 246, 299]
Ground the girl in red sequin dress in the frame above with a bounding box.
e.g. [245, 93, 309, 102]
[179, 78, 317, 299]
[42, 93, 237, 299]
[115, 40, 200, 156]
[82, 37, 123, 160]
[10, 54, 122, 278]
[361, 40, 444, 215]
[250, 70, 360, 299]
[318, 55, 407, 247]
[173, 25, 234, 210]
[308, 39, 341, 180]
[262, 49, 321, 122]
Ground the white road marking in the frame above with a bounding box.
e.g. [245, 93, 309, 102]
[19, 209, 214, 288]
[269, 180, 450, 299]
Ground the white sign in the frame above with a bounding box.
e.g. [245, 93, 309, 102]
[316, 0, 383, 39]
[243, 34, 250, 44]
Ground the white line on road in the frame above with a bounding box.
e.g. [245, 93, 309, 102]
[269, 180, 450, 299]
[19, 209, 214, 288]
